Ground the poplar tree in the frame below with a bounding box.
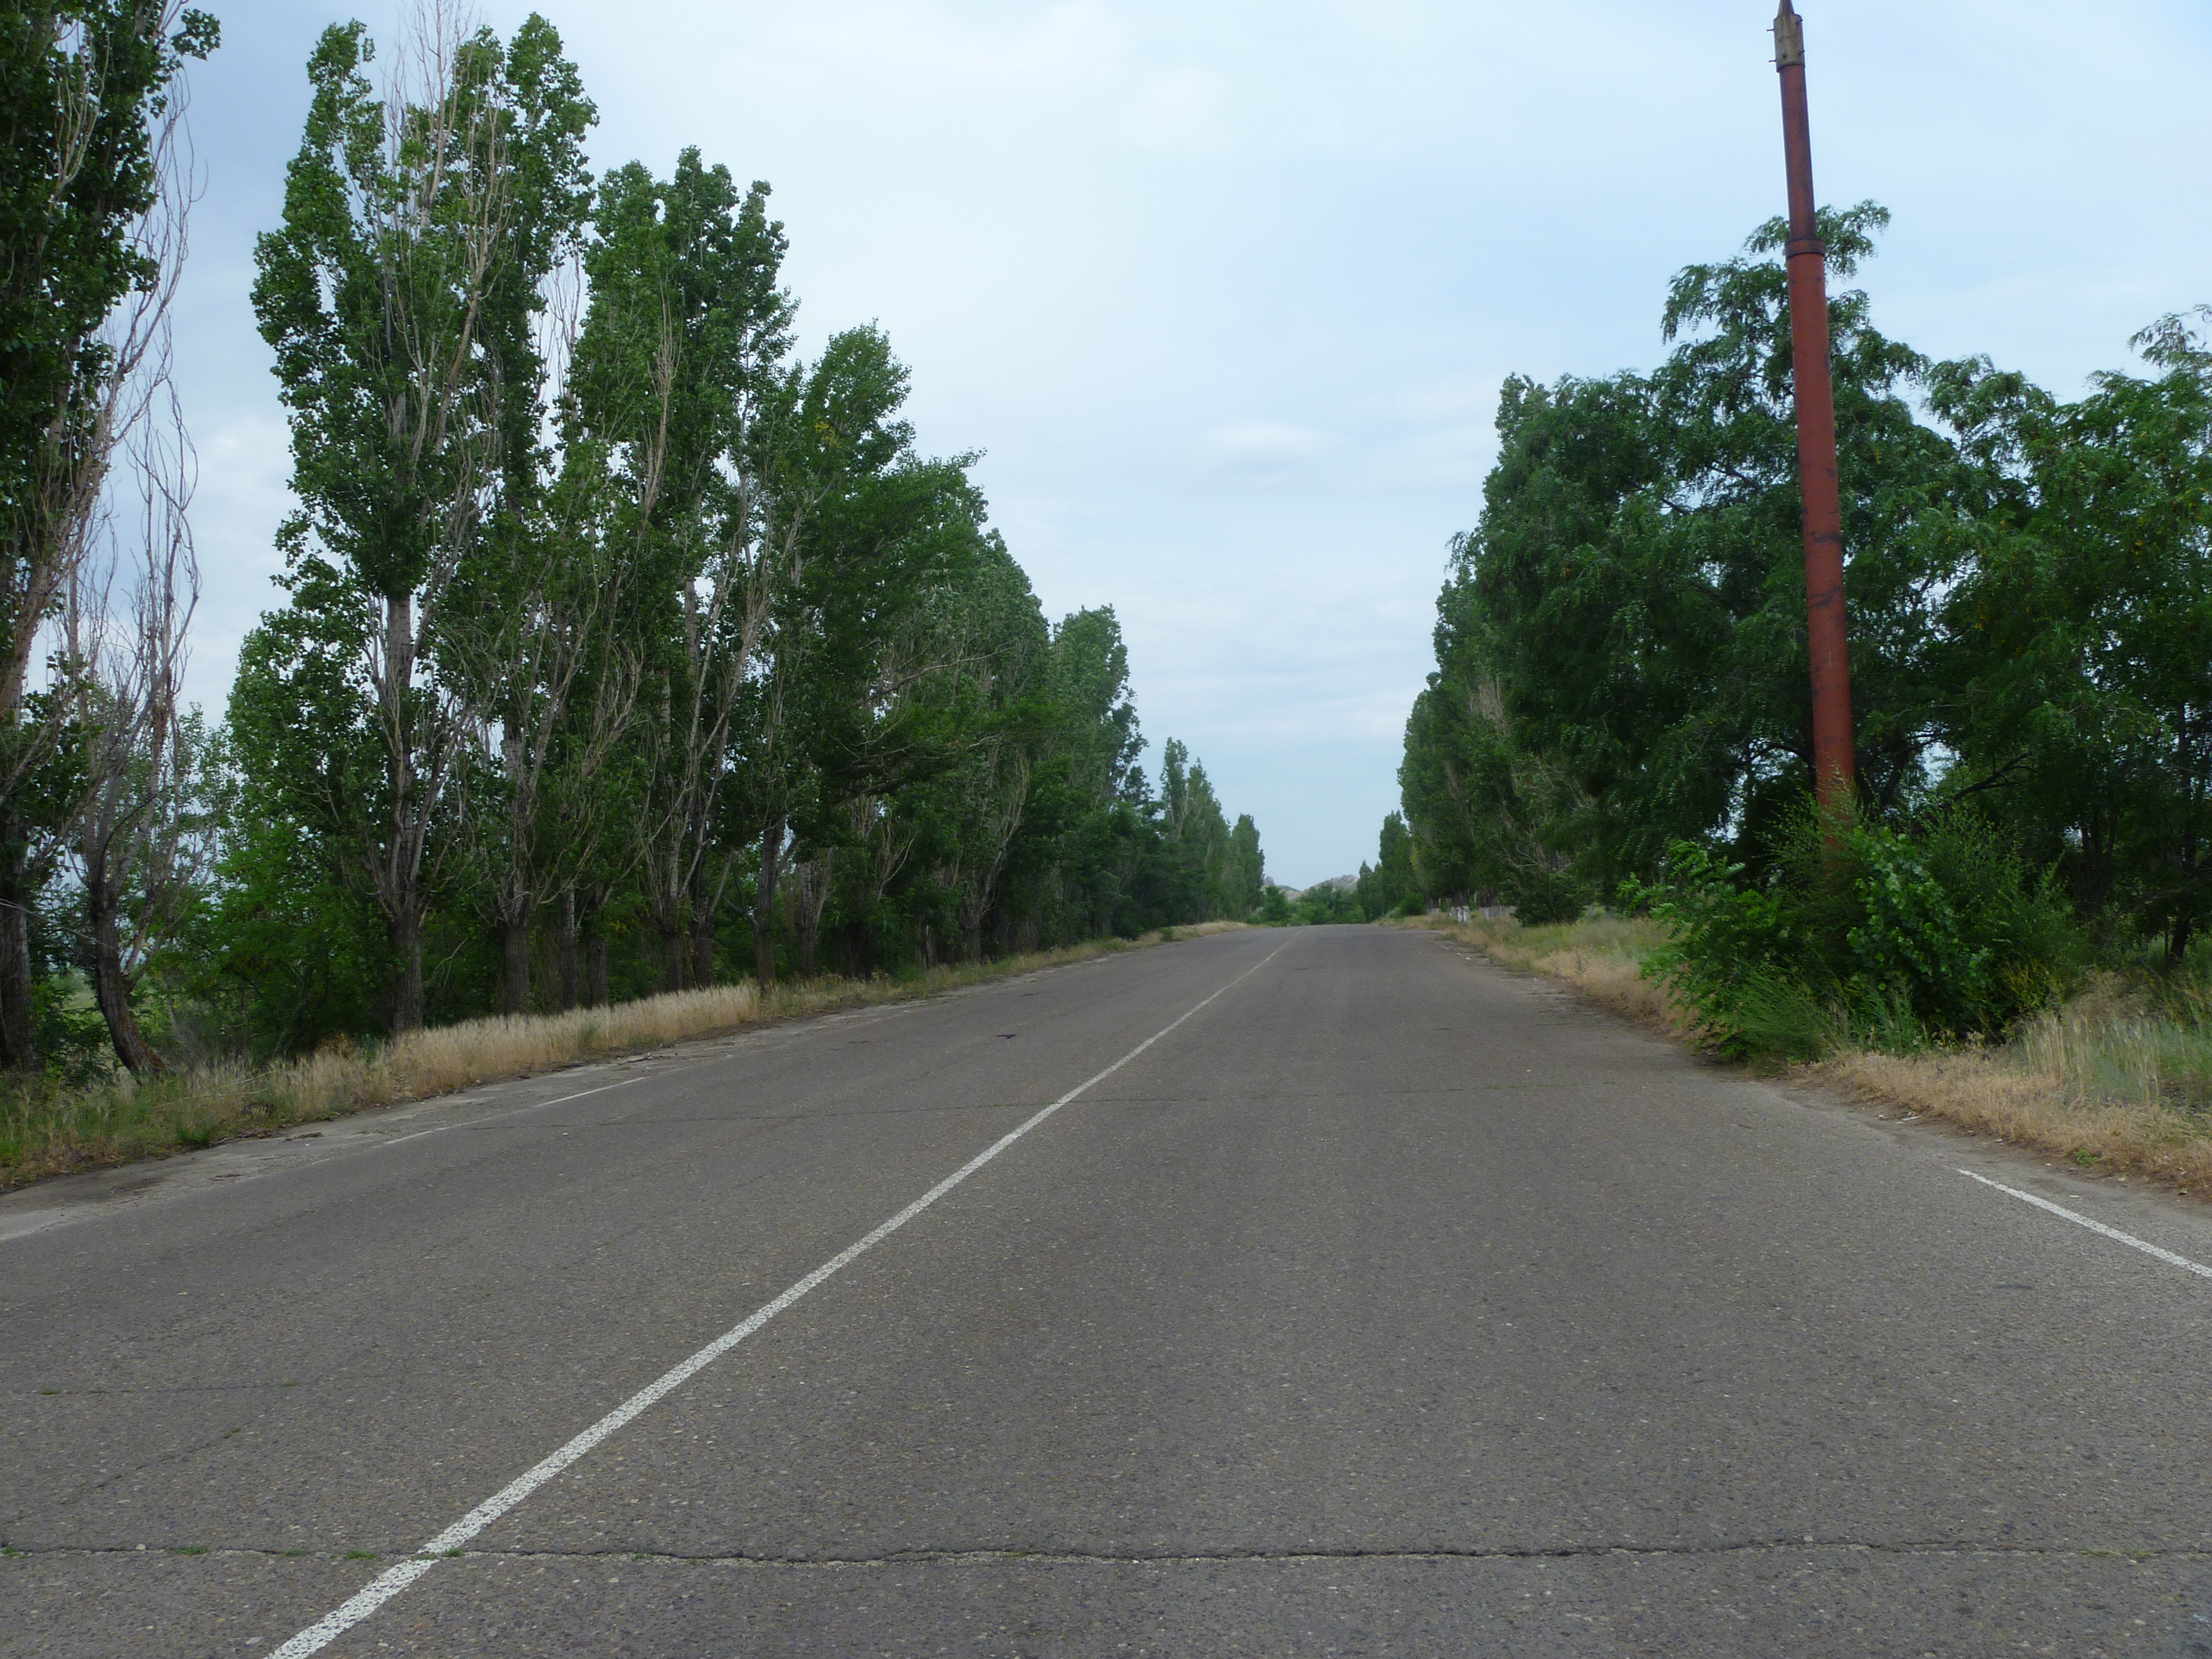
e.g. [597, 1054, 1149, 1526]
[249, 11, 592, 1031]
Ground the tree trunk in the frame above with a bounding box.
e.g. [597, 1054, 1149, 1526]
[661, 924, 687, 993]
[383, 591, 427, 1034]
[753, 816, 784, 986]
[390, 902, 426, 1034]
[791, 853, 832, 980]
[690, 901, 715, 988]
[0, 837, 37, 1070]
[581, 884, 610, 1007]
[796, 904, 819, 980]
[499, 904, 531, 1016]
[2175, 809, 2200, 967]
[555, 889, 579, 1012]
[587, 933, 609, 1009]
[497, 724, 538, 1019]
[87, 868, 160, 1075]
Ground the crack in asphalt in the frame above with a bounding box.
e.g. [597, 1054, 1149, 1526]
[9, 1539, 2212, 1567]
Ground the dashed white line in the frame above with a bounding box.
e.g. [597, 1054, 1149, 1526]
[1958, 1168, 2212, 1282]
[265, 942, 1287, 1659]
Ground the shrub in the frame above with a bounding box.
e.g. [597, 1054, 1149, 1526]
[1508, 864, 1586, 926]
[1628, 843, 1819, 1059]
[1633, 802, 2083, 1061]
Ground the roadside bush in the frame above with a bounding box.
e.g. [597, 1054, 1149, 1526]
[1508, 863, 1586, 926]
[1627, 843, 1819, 1059]
[1632, 802, 2083, 1061]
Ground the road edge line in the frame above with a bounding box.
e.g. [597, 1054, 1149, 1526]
[1956, 1168, 2212, 1282]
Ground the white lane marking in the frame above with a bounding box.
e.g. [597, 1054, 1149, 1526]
[267, 942, 1288, 1659]
[1958, 1169, 2212, 1282]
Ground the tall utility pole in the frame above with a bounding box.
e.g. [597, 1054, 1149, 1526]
[1773, 0, 1855, 811]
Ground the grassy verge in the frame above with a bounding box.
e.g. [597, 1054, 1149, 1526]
[0, 922, 1247, 1192]
[1409, 913, 2212, 1199]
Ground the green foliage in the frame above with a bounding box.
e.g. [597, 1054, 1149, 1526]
[2, 1, 219, 594]
[1631, 843, 1828, 1060]
[1354, 813, 1417, 920]
[168, 24, 1267, 1055]
[1285, 882, 1362, 927]
[1633, 806, 2082, 1060]
[1932, 309, 2212, 956]
[0, 2, 220, 1073]
[1398, 204, 2205, 1037]
[1407, 203, 1955, 905]
[1507, 864, 1587, 927]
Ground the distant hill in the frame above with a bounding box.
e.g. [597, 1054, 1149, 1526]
[1267, 874, 1357, 901]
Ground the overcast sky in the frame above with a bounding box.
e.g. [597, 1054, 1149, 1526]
[170, 0, 2212, 885]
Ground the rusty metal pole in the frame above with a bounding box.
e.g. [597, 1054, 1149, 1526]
[1774, 0, 1855, 812]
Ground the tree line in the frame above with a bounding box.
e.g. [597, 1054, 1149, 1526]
[1391, 203, 2210, 1035]
[1, 4, 1265, 1077]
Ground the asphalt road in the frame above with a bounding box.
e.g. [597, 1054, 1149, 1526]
[4, 925, 2211, 1657]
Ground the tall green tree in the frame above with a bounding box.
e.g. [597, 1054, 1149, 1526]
[1937, 310, 2212, 952]
[1355, 812, 1416, 920]
[249, 12, 593, 1030]
[568, 150, 792, 990]
[1410, 205, 1962, 898]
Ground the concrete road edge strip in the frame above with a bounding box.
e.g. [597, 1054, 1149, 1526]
[265, 941, 1289, 1658]
[1957, 1168, 2212, 1282]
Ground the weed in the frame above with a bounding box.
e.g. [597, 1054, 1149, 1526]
[169, 1546, 207, 1556]
[343, 1549, 377, 1560]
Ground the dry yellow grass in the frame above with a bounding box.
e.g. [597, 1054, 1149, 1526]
[1415, 912, 1689, 1034]
[1811, 1046, 2212, 1194]
[1408, 912, 2212, 1201]
[1, 924, 1245, 1190]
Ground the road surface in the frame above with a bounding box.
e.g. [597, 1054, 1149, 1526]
[4, 925, 2210, 1656]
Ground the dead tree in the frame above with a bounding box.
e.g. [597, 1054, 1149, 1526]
[1, 2, 208, 1067]
[65, 391, 210, 1074]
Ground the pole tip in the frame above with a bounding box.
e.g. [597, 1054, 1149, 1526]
[1774, 1, 1805, 68]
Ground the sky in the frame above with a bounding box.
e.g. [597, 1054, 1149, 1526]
[169, 0, 2212, 886]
